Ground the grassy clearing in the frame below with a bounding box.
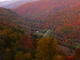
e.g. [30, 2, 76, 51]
[44, 30, 52, 37]
[33, 29, 47, 35]
[33, 29, 53, 37]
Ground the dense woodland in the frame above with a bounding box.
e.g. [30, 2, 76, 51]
[0, 0, 80, 60]
[12, 0, 80, 49]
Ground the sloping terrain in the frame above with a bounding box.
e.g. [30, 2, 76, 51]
[46, 4, 80, 42]
[0, 7, 32, 34]
[0, 8, 35, 60]
[0, 7, 26, 27]
[12, 0, 80, 40]
[13, 0, 80, 22]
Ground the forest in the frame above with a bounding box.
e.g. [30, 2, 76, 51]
[0, 0, 80, 60]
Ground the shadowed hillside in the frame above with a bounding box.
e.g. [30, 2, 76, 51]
[0, 7, 31, 33]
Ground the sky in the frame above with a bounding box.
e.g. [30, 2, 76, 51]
[0, 0, 37, 2]
[0, 0, 11, 2]
[0, 0, 19, 2]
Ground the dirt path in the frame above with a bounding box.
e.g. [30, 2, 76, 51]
[43, 29, 50, 37]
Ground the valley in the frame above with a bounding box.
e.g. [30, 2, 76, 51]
[0, 0, 80, 60]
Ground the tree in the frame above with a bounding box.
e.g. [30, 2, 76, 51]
[4, 48, 12, 60]
[35, 37, 58, 60]
[53, 55, 64, 60]
[74, 47, 80, 60]
[14, 51, 24, 60]
[24, 53, 32, 60]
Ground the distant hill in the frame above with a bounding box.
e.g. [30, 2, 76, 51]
[12, 0, 80, 31]
[12, 0, 80, 40]
[3, 0, 37, 8]
[0, 1, 17, 7]
[47, 4, 80, 40]
[12, 0, 80, 22]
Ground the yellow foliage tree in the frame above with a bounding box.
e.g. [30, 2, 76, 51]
[74, 47, 80, 60]
[24, 53, 32, 60]
[53, 55, 64, 60]
[35, 37, 58, 60]
[14, 51, 24, 60]
[4, 48, 12, 60]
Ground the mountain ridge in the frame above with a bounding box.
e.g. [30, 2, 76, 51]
[12, 0, 80, 21]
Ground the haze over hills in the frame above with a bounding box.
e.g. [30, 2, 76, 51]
[0, 0, 19, 7]
[0, 1, 12, 7]
[2, 0, 37, 8]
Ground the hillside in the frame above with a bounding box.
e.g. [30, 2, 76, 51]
[0, 7, 32, 35]
[13, 1, 80, 48]
[0, 7, 35, 60]
[0, 7, 26, 27]
[43, 4, 80, 49]
[0, 0, 80, 60]
[12, 0, 80, 22]
[48, 4, 80, 39]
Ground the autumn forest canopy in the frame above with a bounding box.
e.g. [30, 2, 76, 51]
[0, 0, 80, 60]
